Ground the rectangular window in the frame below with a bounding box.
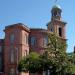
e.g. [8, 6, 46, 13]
[31, 37, 36, 46]
[43, 70, 50, 75]
[26, 35, 28, 44]
[0, 57, 2, 72]
[10, 49, 15, 63]
[10, 33, 15, 43]
[0, 46, 2, 53]
[24, 50, 27, 56]
[43, 36, 48, 47]
[9, 68, 15, 75]
[24, 34, 28, 45]
[59, 27, 62, 37]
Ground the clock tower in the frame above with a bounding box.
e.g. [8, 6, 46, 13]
[47, 5, 67, 39]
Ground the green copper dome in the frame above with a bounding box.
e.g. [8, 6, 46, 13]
[52, 5, 62, 10]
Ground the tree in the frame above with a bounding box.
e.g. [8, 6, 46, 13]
[18, 33, 72, 75]
[67, 53, 75, 74]
[18, 52, 42, 73]
[44, 33, 69, 75]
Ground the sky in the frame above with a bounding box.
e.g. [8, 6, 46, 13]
[0, 0, 75, 53]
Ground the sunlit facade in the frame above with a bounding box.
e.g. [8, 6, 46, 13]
[0, 5, 66, 75]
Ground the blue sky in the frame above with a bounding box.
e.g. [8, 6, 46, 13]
[0, 0, 75, 52]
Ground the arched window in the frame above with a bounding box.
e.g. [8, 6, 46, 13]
[58, 11, 61, 16]
[53, 11, 58, 16]
[31, 37, 36, 46]
[10, 33, 15, 43]
[59, 27, 62, 37]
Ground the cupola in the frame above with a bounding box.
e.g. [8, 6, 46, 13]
[51, 5, 62, 20]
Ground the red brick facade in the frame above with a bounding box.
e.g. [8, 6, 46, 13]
[0, 5, 66, 75]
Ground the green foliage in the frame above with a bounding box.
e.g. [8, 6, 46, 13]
[28, 52, 41, 73]
[18, 52, 42, 73]
[48, 33, 67, 52]
[18, 57, 29, 72]
[18, 33, 75, 75]
[46, 33, 68, 74]
[71, 64, 75, 74]
[67, 53, 75, 74]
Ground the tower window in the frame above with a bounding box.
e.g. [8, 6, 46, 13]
[54, 11, 57, 16]
[50, 24, 54, 32]
[58, 11, 61, 16]
[51, 28, 53, 31]
[50, 28, 54, 32]
[52, 11, 61, 17]
[59, 27, 62, 37]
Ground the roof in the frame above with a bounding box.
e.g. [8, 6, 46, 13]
[4, 23, 30, 32]
[30, 28, 48, 32]
[51, 5, 62, 12]
[52, 5, 62, 10]
[30, 28, 54, 34]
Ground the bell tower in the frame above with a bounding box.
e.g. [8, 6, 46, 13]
[47, 5, 67, 39]
[51, 5, 62, 20]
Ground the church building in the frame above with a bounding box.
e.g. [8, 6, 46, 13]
[0, 4, 66, 75]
